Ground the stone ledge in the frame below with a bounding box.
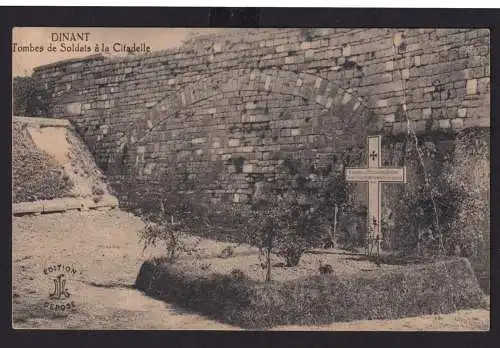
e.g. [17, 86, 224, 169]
[13, 116, 73, 129]
[32, 54, 106, 72]
[12, 196, 119, 216]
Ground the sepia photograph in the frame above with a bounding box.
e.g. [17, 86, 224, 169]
[11, 25, 490, 330]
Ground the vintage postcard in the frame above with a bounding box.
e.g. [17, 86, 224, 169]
[12, 27, 490, 330]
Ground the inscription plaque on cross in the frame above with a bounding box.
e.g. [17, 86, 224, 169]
[345, 135, 407, 255]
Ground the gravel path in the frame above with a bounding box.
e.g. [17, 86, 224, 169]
[12, 209, 489, 330]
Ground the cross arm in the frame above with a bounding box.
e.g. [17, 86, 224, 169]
[345, 167, 407, 183]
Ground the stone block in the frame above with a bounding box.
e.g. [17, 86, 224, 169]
[305, 50, 315, 59]
[264, 76, 272, 90]
[478, 77, 489, 92]
[407, 109, 420, 120]
[43, 198, 84, 213]
[246, 102, 257, 110]
[314, 77, 322, 89]
[13, 201, 44, 215]
[233, 193, 249, 203]
[342, 45, 351, 56]
[422, 108, 432, 119]
[276, 45, 287, 53]
[242, 164, 254, 173]
[341, 93, 352, 105]
[414, 55, 421, 66]
[439, 119, 451, 129]
[384, 114, 396, 123]
[325, 97, 334, 108]
[228, 139, 240, 147]
[414, 120, 427, 133]
[66, 102, 82, 115]
[370, 81, 403, 95]
[213, 43, 222, 53]
[402, 69, 410, 80]
[300, 42, 312, 50]
[192, 137, 207, 145]
[451, 118, 464, 130]
[400, 121, 408, 133]
[466, 79, 478, 95]
[376, 99, 389, 108]
[393, 32, 404, 46]
[446, 107, 458, 119]
[458, 108, 467, 118]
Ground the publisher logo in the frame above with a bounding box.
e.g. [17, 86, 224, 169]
[43, 264, 78, 312]
[49, 274, 70, 300]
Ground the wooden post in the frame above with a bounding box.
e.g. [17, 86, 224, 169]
[331, 203, 339, 247]
[266, 247, 271, 282]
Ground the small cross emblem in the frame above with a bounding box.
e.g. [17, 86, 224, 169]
[370, 150, 378, 161]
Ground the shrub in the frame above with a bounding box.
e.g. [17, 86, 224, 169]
[389, 133, 490, 290]
[335, 204, 368, 250]
[389, 140, 466, 252]
[244, 153, 357, 280]
[396, 180, 468, 256]
[132, 137, 364, 275]
[138, 196, 201, 262]
[446, 128, 490, 292]
[245, 188, 328, 281]
[383, 132, 489, 293]
[135, 257, 485, 329]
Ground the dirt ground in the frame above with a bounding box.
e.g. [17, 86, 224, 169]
[173, 238, 425, 283]
[12, 209, 490, 331]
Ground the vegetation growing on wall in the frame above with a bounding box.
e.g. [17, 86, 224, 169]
[384, 129, 490, 291]
[13, 76, 51, 117]
[12, 123, 74, 202]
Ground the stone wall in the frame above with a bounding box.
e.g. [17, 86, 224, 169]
[27, 28, 490, 208]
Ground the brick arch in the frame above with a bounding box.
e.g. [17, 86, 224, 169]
[114, 68, 377, 175]
[124, 68, 370, 146]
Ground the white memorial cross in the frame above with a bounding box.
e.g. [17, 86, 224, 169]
[345, 135, 407, 255]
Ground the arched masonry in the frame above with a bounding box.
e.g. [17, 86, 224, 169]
[123, 69, 370, 147]
[109, 68, 377, 205]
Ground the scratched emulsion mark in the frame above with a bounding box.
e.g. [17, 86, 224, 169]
[43, 264, 78, 312]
